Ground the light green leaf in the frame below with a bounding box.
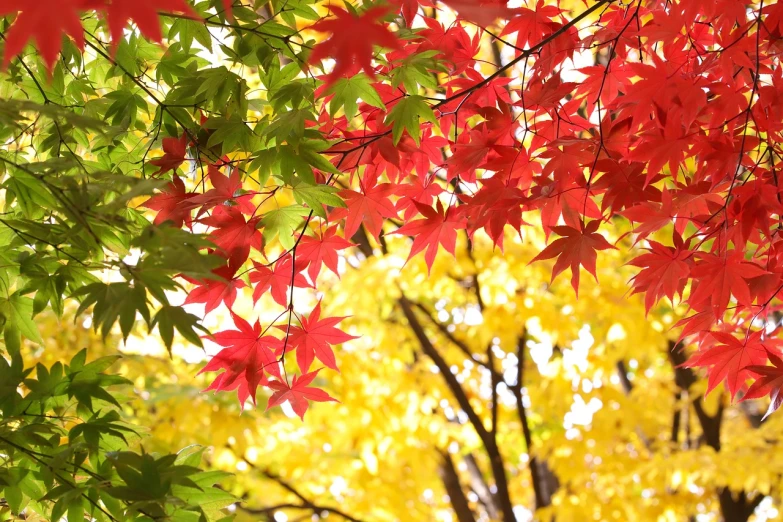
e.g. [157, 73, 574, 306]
[328, 75, 385, 120]
[384, 95, 438, 146]
[260, 205, 310, 250]
[291, 184, 345, 219]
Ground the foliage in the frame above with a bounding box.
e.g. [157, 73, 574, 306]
[28, 231, 783, 522]
[0, 347, 235, 522]
[2, 0, 783, 520]
[0, 0, 779, 417]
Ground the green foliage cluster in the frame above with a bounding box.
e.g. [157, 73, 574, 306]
[0, 349, 234, 522]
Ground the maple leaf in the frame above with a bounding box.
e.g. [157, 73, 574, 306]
[333, 178, 398, 239]
[203, 369, 262, 406]
[141, 175, 194, 228]
[530, 220, 616, 297]
[221, 0, 234, 20]
[149, 133, 188, 175]
[98, 0, 198, 48]
[500, 2, 560, 47]
[201, 206, 263, 267]
[276, 300, 358, 374]
[309, 6, 400, 87]
[249, 256, 310, 307]
[296, 226, 354, 281]
[266, 368, 338, 420]
[687, 250, 767, 319]
[0, 0, 86, 69]
[463, 176, 528, 250]
[395, 174, 444, 221]
[183, 265, 245, 314]
[628, 235, 691, 313]
[440, 0, 516, 27]
[688, 331, 775, 397]
[620, 186, 675, 240]
[185, 165, 255, 216]
[743, 351, 783, 420]
[628, 113, 692, 187]
[200, 312, 283, 404]
[674, 310, 718, 342]
[446, 126, 496, 181]
[574, 64, 632, 110]
[393, 200, 467, 273]
[390, 0, 434, 26]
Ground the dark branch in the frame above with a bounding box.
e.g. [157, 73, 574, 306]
[398, 294, 516, 521]
[513, 335, 552, 509]
[438, 450, 477, 522]
[236, 454, 365, 522]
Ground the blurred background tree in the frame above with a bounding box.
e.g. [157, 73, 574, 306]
[26, 219, 783, 522]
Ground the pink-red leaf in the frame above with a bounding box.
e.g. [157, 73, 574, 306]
[276, 300, 358, 374]
[529, 220, 616, 297]
[266, 368, 338, 420]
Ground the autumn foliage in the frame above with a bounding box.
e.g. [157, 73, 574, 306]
[2, 0, 783, 424]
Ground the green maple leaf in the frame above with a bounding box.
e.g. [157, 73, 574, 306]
[291, 183, 346, 219]
[384, 95, 438, 146]
[261, 205, 310, 250]
[328, 75, 385, 120]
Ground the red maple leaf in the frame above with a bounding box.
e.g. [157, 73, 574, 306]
[295, 226, 354, 281]
[688, 331, 775, 397]
[743, 350, 783, 420]
[185, 164, 255, 216]
[446, 126, 497, 182]
[183, 265, 245, 314]
[440, 0, 516, 27]
[201, 206, 263, 267]
[395, 174, 444, 221]
[249, 256, 310, 306]
[98, 0, 197, 48]
[628, 116, 692, 187]
[266, 368, 338, 420]
[687, 250, 767, 319]
[149, 133, 189, 175]
[530, 220, 616, 297]
[221, 0, 234, 19]
[203, 368, 262, 406]
[393, 200, 467, 273]
[277, 300, 358, 374]
[500, 2, 560, 47]
[333, 177, 398, 239]
[0, 0, 86, 69]
[389, 0, 434, 26]
[463, 176, 528, 250]
[628, 235, 691, 313]
[592, 161, 661, 215]
[620, 186, 675, 240]
[308, 6, 400, 87]
[142, 175, 193, 228]
[200, 312, 283, 404]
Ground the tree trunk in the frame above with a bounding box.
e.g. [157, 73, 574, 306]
[717, 488, 763, 522]
[438, 451, 477, 522]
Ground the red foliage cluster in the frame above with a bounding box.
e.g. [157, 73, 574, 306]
[0, 0, 197, 67]
[142, 130, 355, 418]
[303, 0, 783, 419]
[12, 0, 783, 418]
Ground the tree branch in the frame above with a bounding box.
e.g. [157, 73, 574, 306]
[667, 342, 763, 522]
[398, 294, 516, 521]
[410, 300, 493, 371]
[462, 454, 499, 520]
[259, 469, 365, 522]
[513, 335, 552, 509]
[236, 454, 365, 522]
[438, 450, 477, 522]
